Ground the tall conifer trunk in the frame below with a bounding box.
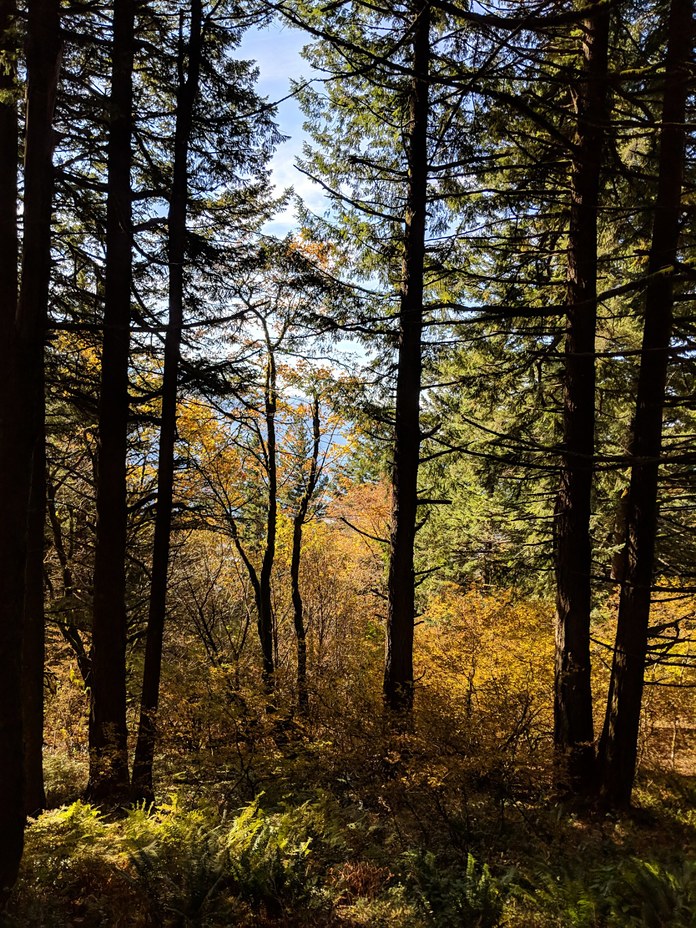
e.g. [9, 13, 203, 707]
[20, 0, 62, 818]
[0, 0, 24, 897]
[598, 0, 693, 808]
[0, 0, 61, 891]
[88, 0, 135, 804]
[132, 0, 203, 803]
[384, 0, 430, 714]
[23, 430, 47, 815]
[553, 2, 609, 793]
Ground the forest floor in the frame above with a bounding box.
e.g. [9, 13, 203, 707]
[5, 709, 696, 928]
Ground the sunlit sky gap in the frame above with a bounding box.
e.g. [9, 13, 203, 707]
[239, 21, 326, 237]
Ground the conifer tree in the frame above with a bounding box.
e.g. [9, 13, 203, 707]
[131, 0, 204, 804]
[88, 0, 136, 804]
[553, 0, 610, 794]
[0, 0, 24, 896]
[285, 0, 474, 714]
[0, 0, 62, 889]
[599, 0, 694, 808]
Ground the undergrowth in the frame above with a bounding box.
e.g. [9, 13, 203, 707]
[17, 586, 695, 927]
[5, 776, 696, 927]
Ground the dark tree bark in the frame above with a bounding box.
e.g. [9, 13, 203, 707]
[0, 0, 61, 892]
[553, 1, 610, 794]
[383, 0, 430, 714]
[609, 487, 629, 583]
[0, 1, 16, 332]
[258, 332, 278, 686]
[0, 0, 24, 899]
[20, 0, 62, 817]
[46, 476, 93, 687]
[132, 0, 203, 803]
[23, 430, 47, 816]
[224, 326, 280, 689]
[290, 394, 321, 716]
[88, 0, 135, 805]
[598, 0, 694, 808]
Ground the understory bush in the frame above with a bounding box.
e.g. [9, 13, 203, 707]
[5, 789, 696, 927]
[405, 849, 505, 927]
[511, 853, 696, 927]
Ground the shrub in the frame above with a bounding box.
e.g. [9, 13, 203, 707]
[405, 849, 504, 928]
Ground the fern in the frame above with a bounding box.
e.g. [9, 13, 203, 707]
[125, 795, 314, 921]
[513, 853, 696, 928]
[222, 798, 313, 909]
[605, 856, 696, 928]
[405, 849, 504, 927]
[515, 860, 605, 928]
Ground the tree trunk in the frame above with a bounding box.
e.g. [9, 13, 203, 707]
[88, 0, 135, 805]
[290, 395, 321, 716]
[0, 0, 61, 893]
[223, 335, 278, 692]
[290, 515, 309, 714]
[132, 0, 203, 803]
[258, 336, 278, 687]
[46, 476, 93, 687]
[383, 0, 430, 714]
[20, 0, 62, 819]
[553, 1, 609, 794]
[0, 0, 24, 898]
[23, 430, 47, 816]
[609, 486, 629, 583]
[598, 0, 693, 808]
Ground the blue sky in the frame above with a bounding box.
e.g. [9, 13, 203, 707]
[239, 20, 326, 236]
